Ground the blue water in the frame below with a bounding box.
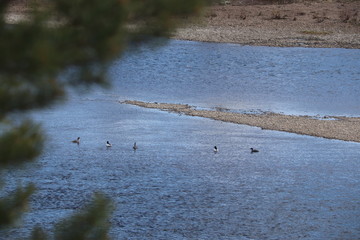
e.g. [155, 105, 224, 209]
[110, 40, 360, 116]
[1, 40, 360, 239]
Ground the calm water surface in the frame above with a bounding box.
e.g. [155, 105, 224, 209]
[111, 40, 360, 116]
[1, 40, 360, 239]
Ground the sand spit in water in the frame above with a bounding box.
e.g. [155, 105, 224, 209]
[123, 100, 360, 143]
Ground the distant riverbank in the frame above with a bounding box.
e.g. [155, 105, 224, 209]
[6, 1, 360, 48]
[172, 1, 360, 49]
[123, 100, 360, 143]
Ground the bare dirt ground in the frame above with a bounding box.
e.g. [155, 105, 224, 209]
[123, 100, 360, 143]
[173, 1, 360, 48]
[6, 1, 360, 48]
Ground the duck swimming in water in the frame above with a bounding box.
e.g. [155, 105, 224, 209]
[72, 137, 80, 144]
[213, 146, 218, 153]
[250, 148, 259, 153]
[133, 142, 138, 151]
[106, 141, 112, 147]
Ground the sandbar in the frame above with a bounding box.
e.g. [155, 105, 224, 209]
[123, 100, 360, 143]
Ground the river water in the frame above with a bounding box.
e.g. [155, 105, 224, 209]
[112, 40, 360, 116]
[1, 40, 360, 239]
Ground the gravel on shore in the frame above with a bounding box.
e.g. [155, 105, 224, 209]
[123, 100, 360, 143]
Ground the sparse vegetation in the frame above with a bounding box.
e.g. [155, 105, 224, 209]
[270, 10, 286, 19]
[312, 11, 328, 23]
[236, 11, 247, 20]
[340, 8, 359, 24]
[173, 0, 360, 48]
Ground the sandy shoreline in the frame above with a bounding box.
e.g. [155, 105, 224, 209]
[123, 100, 360, 143]
[172, 1, 360, 49]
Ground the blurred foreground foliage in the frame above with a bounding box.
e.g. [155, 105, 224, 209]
[0, 0, 206, 238]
